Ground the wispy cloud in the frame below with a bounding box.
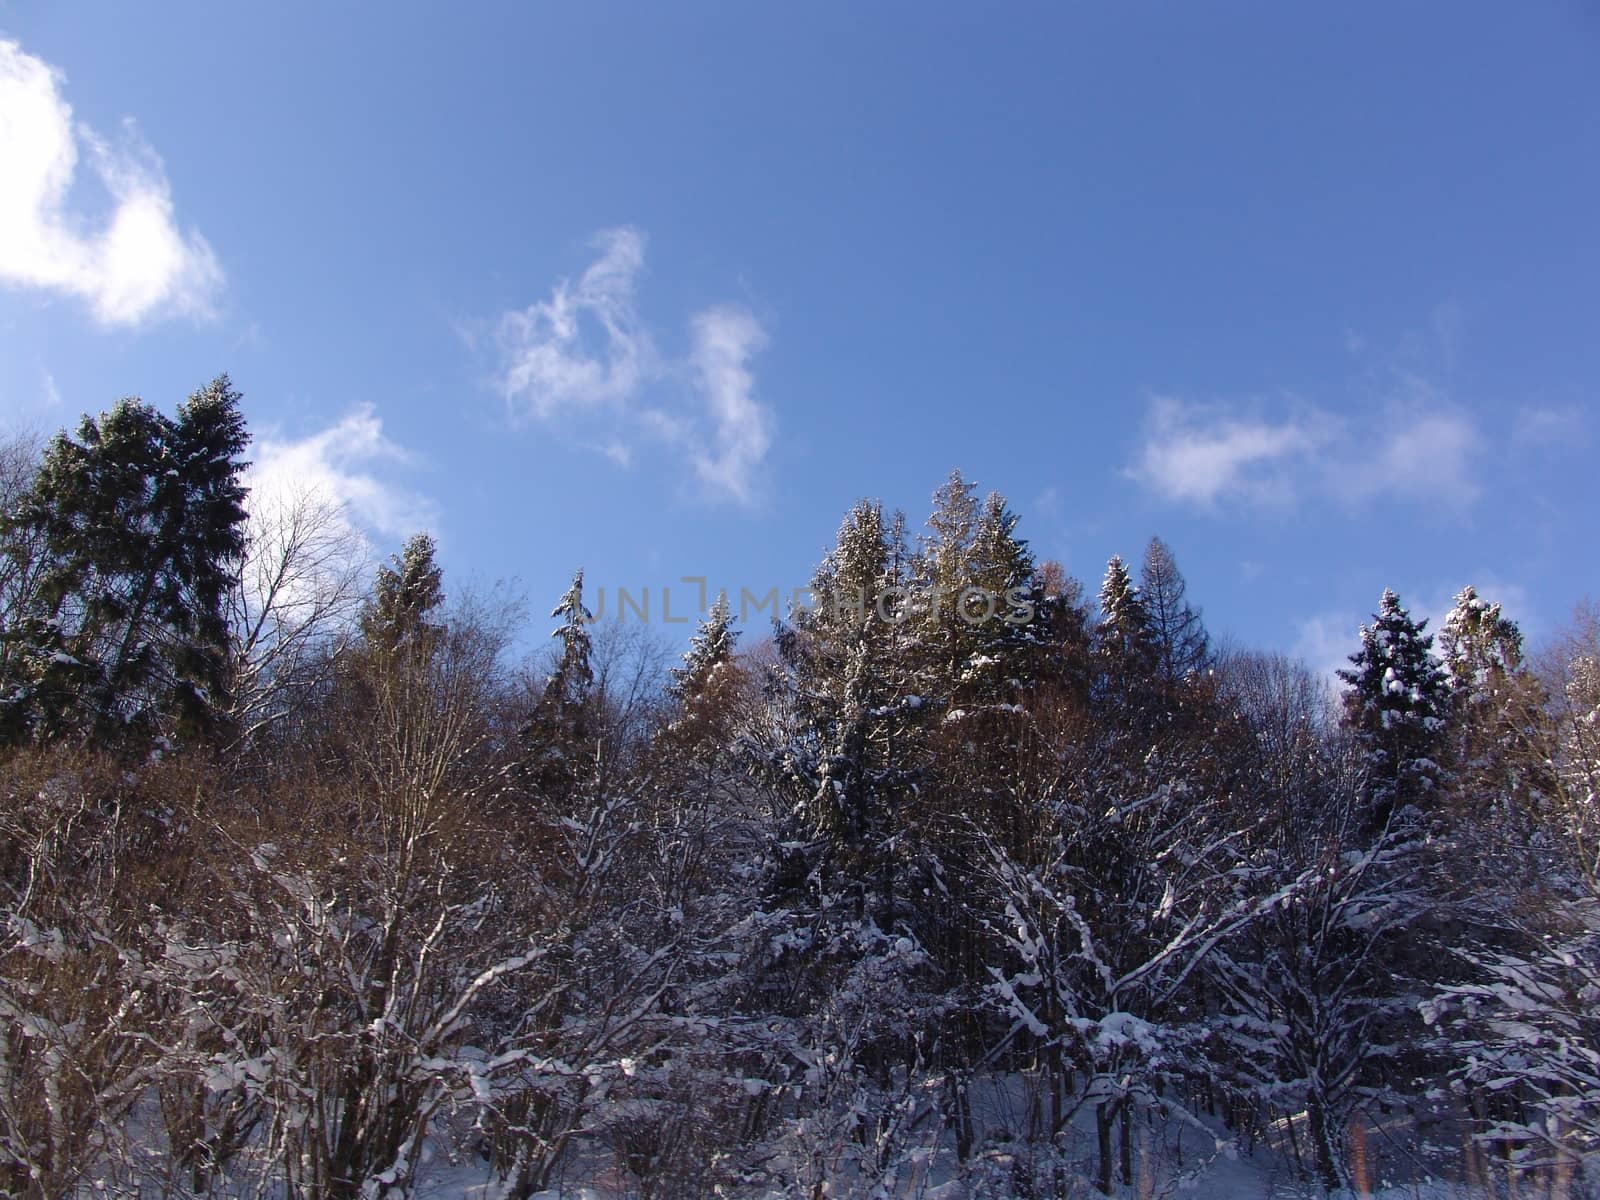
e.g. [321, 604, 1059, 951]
[496, 228, 651, 421]
[0, 39, 222, 326]
[1512, 404, 1589, 451]
[247, 407, 436, 552]
[1125, 397, 1324, 508]
[688, 306, 771, 505]
[1331, 405, 1481, 507]
[494, 228, 775, 505]
[1125, 395, 1482, 514]
[1293, 612, 1360, 687]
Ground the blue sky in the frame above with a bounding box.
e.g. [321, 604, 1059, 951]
[1, 4, 1596, 674]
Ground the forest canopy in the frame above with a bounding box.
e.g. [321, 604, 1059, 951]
[2, 381, 1598, 1198]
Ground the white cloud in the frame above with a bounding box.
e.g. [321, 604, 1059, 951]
[496, 227, 651, 421]
[1330, 407, 1481, 507]
[1124, 397, 1327, 509]
[0, 39, 222, 326]
[1292, 612, 1360, 688]
[1512, 404, 1588, 450]
[688, 306, 772, 504]
[247, 407, 436, 548]
[1126, 395, 1482, 514]
[494, 229, 775, 506]
[597, 440, 633, 468]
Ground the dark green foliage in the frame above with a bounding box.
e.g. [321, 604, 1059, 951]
[0, 376, 249, 747]
[1338, 588, 1450, 825]
[518, 569, 598, 799]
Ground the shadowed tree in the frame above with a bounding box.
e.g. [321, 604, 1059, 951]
[1338, 588, 1449, 829]
[0, 376, 249, 747]
[1140, 535, 1208, 684]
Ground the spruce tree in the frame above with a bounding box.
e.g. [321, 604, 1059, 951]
[1338, 588, 1449, 826]
[959, 490, 1035, 703]
[0, 376, 249, 745]
[1094, 554, 1158, 697]
[1439, 585, 1524, 707]
[779, 501, 908, 859]
[545, 568, 595, 709]
[663, 592, 744, 756]
[518, 570, 597, 800]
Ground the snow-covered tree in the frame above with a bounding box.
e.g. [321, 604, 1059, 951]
[1338, 589, 1450, 827]
[1422, 621, 1600, 1188]
[1094, 555, 1158, 698]
[971, 695, 1284, 1195]
[1208, 779, 1427, 1192]
[775, 500, 914, 872]
[359, 532, 443, 657]
[517, 570, 599, 801]
[669, 590, 736, 708]
[952, 489, 1035, 707]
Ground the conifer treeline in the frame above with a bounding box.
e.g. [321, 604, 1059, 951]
[1, 381, 1597, 1197]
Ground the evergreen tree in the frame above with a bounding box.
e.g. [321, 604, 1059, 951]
[909, 474, 1035, 711]
[518, 570, 597, 800]
[545, 568, 595, 709]
[959, 490, 1035, 701]
[1093, 554, 1158, 704]
[669, 590, 737, 708]
[359, 533, 444, 657]
[1437, 586, 1552, 844]
[1439, 585, 1525, 709]
[778, 500, 910, 861]
[921, 469, 979, 591]
[662, 591, 745, 760]
[0, 376, 249, 745]
[1338, 589, 1450, 826]
[1025, 559, 1093, 701]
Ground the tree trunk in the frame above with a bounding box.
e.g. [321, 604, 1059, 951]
[1307, 1096, 1344, 1194]
[1096, 1101, 1115, 1196]
[1120, 1097, 1133, 1186]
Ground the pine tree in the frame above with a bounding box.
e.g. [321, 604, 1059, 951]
[0, 376, 249, 745]
[922, 469, 978, 591]
[1338, 588, 1449, 826]
[959, 490, 1035, 702]
[908, 474, 1035, 713]
[1439, 585, 1524, 707]
[1437, 586, 1552, 839]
